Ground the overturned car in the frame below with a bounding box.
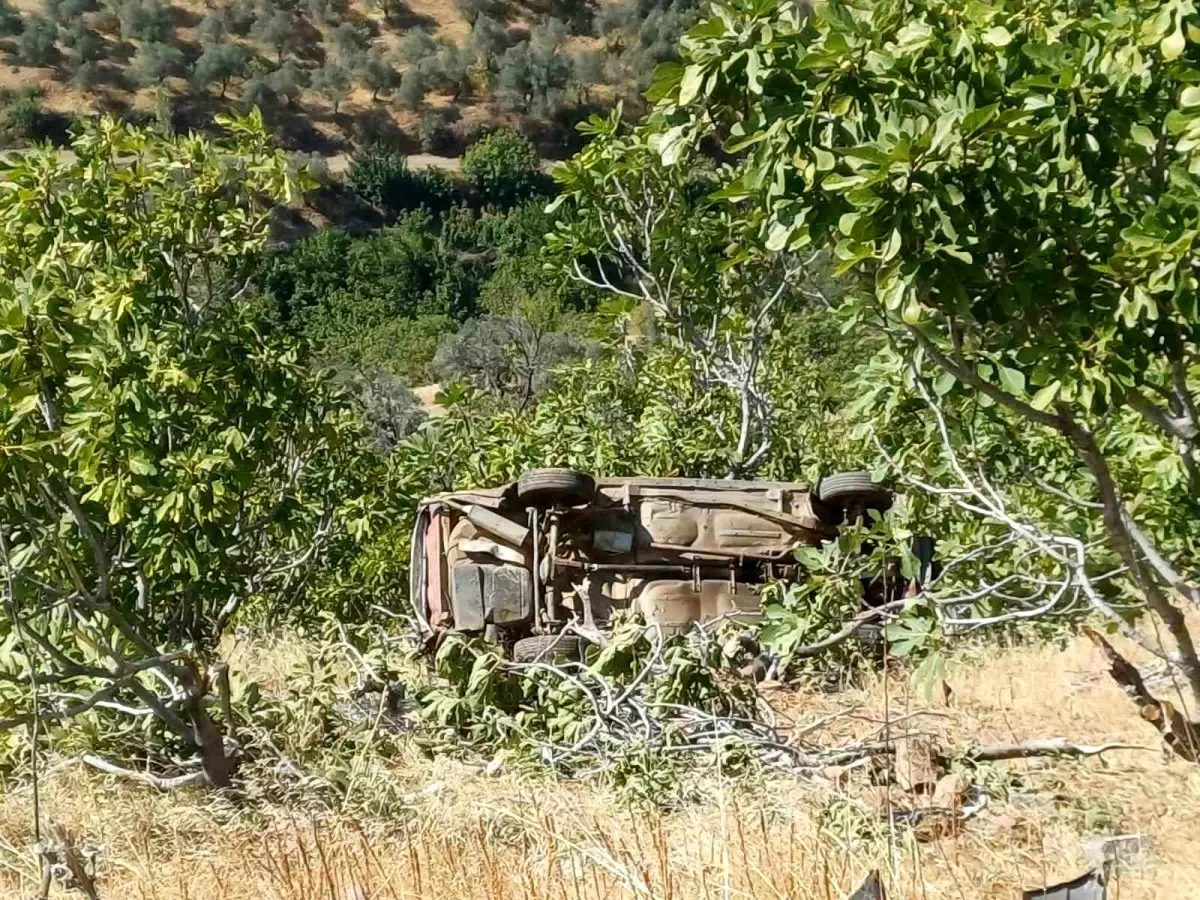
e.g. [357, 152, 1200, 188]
[411, 468, 916, 662]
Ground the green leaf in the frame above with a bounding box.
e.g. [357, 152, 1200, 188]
[997, 365, 1025, 395]
[984, 25, 1013, 47]
[1163, 26, 1186, 60]
[1182, 86, 1200, 107]
[678, 64, 705, 105]
[1030, 382, 1061, 411]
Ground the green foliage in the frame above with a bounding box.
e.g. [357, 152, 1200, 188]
[250, 7, 295, 62]
[0, 0, 21, 36]
[312, 62, 352, 112]
[134, 40, 184, 85]
[414, 616, 760, 801]
[462, 127, 549, 206]
[0, 114, 393, 771]
[116, 0, 172, 42]
[348, 145, 461, 214]
[193, 42, 248, 97]
[16, 14, 57, 66]
[357, 47, 399, 100]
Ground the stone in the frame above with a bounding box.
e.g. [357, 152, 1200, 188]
[1081, 833, 1153, 871]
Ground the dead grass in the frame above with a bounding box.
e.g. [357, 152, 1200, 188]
[2, 625, 1199, 899]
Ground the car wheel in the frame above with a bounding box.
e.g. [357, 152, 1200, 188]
[512, 634, 583, 663]
[516, 468, 596, 507]
[817, 470, 892, 512]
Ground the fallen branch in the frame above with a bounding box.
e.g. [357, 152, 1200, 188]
[1083, 626, 1200, 762]
[80, 754, 208, 790]
[955, 738, 1156, 761]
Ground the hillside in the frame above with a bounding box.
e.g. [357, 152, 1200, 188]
[0, 0, 695, 157]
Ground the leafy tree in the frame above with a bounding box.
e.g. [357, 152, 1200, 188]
[352, 369, 427, 450]
[71, 58, 101, 88]
[433, 315, 585, 408]
[43, 0, 93, 26]
[462, 127, 546, 206]
[496, 20, 572, 119]
[268, 59, 307, 108]
[467, 13, 509, 68]
[0, 113, 383, 787]
[419, 39, 470, 100]
[332, 20, 368, 57]
[16, 14, 58, 66]
[192, 42, 247, 97]
[357, 47, 398, 100]
[196, 9, 227, 45]
[250, 6, 294, 62]
[395, 66, 427, 111]
[568, 48, 604, 101]
[454, 0, 493, 26]
[348, 144, 460, 213]
[307, 0, 341, 26]
[117, 0, 172, 42]
[397, 27, 436, 65]
[566, 0, 1200, 718]
[62, 19, 103, 62]
[134, 40, 185, 85]
[225, 0, 257, 35]
[0, 0, 21, 36]
[240, 72, 275, 111]
[312, 61, 351, 113]
[416, 106, 459, 153]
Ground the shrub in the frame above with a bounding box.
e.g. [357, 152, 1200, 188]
[395, 67, 427, 112]
[0, 0, 21, 36]
[312, 62, 351, 113]
[348, 144, 460, 214]
[117, 0, 172, 42]
[461, 127, 547, 206]
[17, 15, 58, 66]
[134, 40, 185, 86]
[416, 106, 459, 154]
[192, 42, 247, 97]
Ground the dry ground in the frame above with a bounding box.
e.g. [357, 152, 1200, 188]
[2, 626, 1199, 899]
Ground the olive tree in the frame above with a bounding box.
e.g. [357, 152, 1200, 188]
[0, 113, 378, 787]
[571, 0, 1200, 730]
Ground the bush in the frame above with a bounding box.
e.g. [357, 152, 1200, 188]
[17, 14, 58, 66]
[312, 62, 351, 113]
[43, 0, 93, 25]
[71, 59, 101, 89]
[395, 68, 427, 112]
[461, 127, 548, 207]
[134, 40, 185, 85]
[347, 144, 461, 214]
[416, 106, 459, 154]
[0, 0, 21, 36]
[117, 0, 172, 42]
[192, 42, 247, 97]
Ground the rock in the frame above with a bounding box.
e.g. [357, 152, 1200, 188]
[1081, 833, 1153, 871]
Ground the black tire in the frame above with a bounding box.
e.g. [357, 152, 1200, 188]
[516, 468, 595, 507]
[513, 634, 583, 663]
[817, 470, 892, 510]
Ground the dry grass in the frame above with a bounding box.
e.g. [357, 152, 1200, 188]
[2, 625, 1199, 899]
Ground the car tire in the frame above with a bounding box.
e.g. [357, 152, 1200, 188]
[516, 468, 595, 507]
[817, 470, 892, 511]
[512, 634, 583, 663]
